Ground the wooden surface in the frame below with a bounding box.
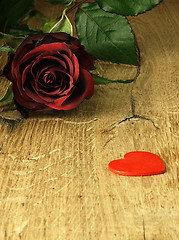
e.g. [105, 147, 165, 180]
[0, 0, 179, 239]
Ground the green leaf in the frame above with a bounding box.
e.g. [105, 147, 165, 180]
[0, 46, 14, 53]
[35, 11, 49, 25]
[23, 8, 48, 26]
[45, 0, 71, 4]
[46, 0, 74, 35]
[43, 19, 57, 33]
[0, 84, 14, 105]
[91, 73, 135, 85]
[96, 0, 163, 16]
[9, 25, 43, 36]
[75, 2, 138, 65]
[49, 12, 73, 35]
[0, 32, 25, 53]
[0, 0, 33, 32]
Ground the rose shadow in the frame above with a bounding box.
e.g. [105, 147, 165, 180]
[28, 83, 132, 123]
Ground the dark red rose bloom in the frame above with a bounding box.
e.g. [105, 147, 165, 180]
[3, 32, 94, 110]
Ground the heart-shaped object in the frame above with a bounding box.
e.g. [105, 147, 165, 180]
[108, 151, 165, 176]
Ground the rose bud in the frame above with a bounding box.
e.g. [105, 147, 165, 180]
[3, 32, 94, 111]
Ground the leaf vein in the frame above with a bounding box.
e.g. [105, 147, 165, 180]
[80, 6, 123, 54]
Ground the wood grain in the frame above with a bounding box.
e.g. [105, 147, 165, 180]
[0, 0, 179, 239]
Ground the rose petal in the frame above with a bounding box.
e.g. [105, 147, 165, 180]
[35, 65, 61, 90]
[56, 68, 94, 110]
[22, 64, 33, 87]
[31, 55, 67, 78]
[69, 45, 94, 70]
[36, 72, 65, 95]
[19, 43, 72, 67]
[31, 56, 68, 89]
[38, 67, 73, 92]
[24, 84, 53, 103]
[48, 33, 81, 47]
[11, 43, 35, 76]
[12, 84, 46, 110]
[13, 64, 33, 102]
[24, 71, 74, 104]
[16, 32, 81, 48]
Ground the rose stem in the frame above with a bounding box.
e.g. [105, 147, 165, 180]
[56, 0, 88, 21]
[66, 0, 88, 14]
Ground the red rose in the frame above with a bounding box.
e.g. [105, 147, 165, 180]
[3, 32, 94, 110]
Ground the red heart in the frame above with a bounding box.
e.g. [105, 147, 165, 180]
[108, 151, 165, 176]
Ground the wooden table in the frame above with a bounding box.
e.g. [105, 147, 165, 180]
[0, 0, 178, 239]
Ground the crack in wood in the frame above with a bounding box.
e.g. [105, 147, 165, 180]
[103, 136, 115, 148]
[131, 90, 136, 115]
[111, 114, 159, 130]
[112, 88, 160, 129]
[102, 90, 160, 147]
[143, 219, 146, 240]
[107, 87, 159, 132]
